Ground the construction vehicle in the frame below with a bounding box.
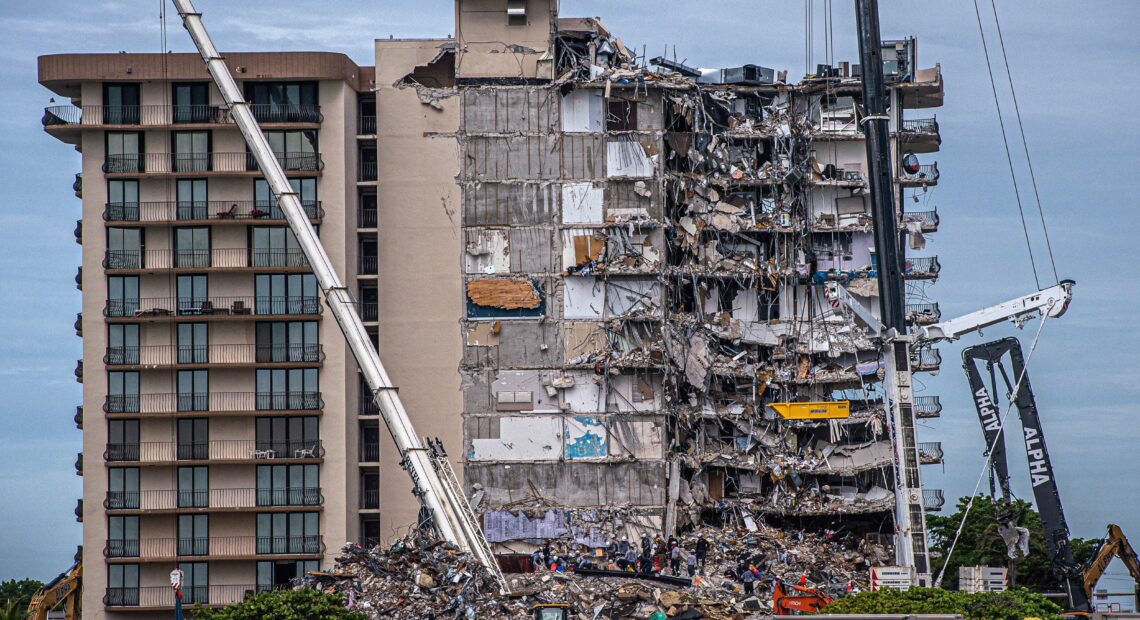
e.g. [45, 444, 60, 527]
[531, 603, 571, 620]
[169, 0, 507, 592]
[1083, 524, 1140, 611]
[26, 560, 81, 620]
[771, 579, 835, 615]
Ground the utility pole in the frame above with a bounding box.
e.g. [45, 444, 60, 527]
[855, 0, 932, 585]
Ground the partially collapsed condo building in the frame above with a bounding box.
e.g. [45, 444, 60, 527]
[41, 0, 945, 615]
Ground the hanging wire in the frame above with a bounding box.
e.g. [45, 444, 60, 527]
[988, 0, 1059, 285]
[972, 0, 1040, 290]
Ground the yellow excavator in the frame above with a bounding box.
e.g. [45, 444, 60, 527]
[26, 561, 81, 620]
[1080, 524, 1140, 612]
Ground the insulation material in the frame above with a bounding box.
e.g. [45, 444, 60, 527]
[560, 89, 604, 133]
[561, 182, 604, 224]
[563, 276, 603, 319]
[606, 138, 655, 178]
[562, 321, 606, 362]
[464, 229, 510, 274]
[609, 417, 665, 459]
[469, 416, 563, 461]
[466, 278, 544, 319]
[482, 509, 570, 543]
[564, 415, 608, 459]
[561, 229, 605, 270]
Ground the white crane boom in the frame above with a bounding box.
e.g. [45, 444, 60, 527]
[170, 0, 506, 592]
[916, 279, 1074, 342]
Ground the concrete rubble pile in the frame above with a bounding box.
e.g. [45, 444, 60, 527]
[305, 519, 888, 619]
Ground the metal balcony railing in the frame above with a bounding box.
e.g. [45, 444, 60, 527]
[899, 162, 939, 184]
[906, 302, 941, 324]
[43, 103, 321, 127]
[72, 173, 82, 197]
[104, 535, 323, 560]
[74, 219, 82, 244]
[359, 255, 378, 275]
[105, 584, 275, 609]
[904, 256, 941, 278]
[905, 208, 939, 231]
[103, 343, 323, 367]
[102, 152, 323, 174]
[74, 312, 83, 336]
[103, 439, 324, 463]
[358, 206, 377, 228]
[105, 295, 321, 318]
[103, 390, 323, 415]
[74, 406, 84, 429]
[918, 441, 944, 464]
[923, 488, 946, 511]
[360, 302, 378, 322]
[359, 115, 376, 135]
[104, 200, 322, 223]
[104, 487, 323, 511]
[250, 103, 323, 124]
[361, 443, 380, 463]
[358, 161, 377, 182]
[914, 395, 942, 418]
[900, 117, 939, 134]
[361, 488, 380, 509]
[74, 359, 83, 382]
[103, 248, 310, 270]
[911, 346, 942, 370]
[360, 378, 380, 415]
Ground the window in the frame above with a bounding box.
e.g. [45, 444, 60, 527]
[107, 276, 139, 318]
[251, 227, 307, 268]
[174, 227, 210, 268]
[108, 419, 139, 461]
[173, 131, 210, 172]
[177, 274, 208, 316]
[606, 98, 638, 132]
[173, 82, 210, 123]
[254, 178, 317, 219]
[263, 130, 318, 171]
[256, 464, 319, 506]
[359, 236, 377, 274]
[107, 324, 139, 365]
[257, 512, 319, 554]
[177, 466, 208, 508]
[178, 514, 209, 556]
[255, 416, 319, 458]
[108, 467, 139, 509]
[177, 323, 208, 364]
[245, 82, 318, 122]
[177, 179, 208, 220]
[360, 470, 380, 509]
[107, 515, 139, 557]
[255, 274, 318, 315]
[107, 180, 139, 221]
[358, 191, 377, 228]
[106, 564, 140, 606]
[108, 371, 140, 413]
[179, 562, 209, 605]
[106, 227, 142, 269]
[360, 515, 381, 547]
[358, 146, 376, 181]
[177, 370, 208, 412]
[177, 418, 208, 460]
[105, 132, 143, 173]
[256, 368, 318, 410]
[103, 84, 140, 125]
[360, 422, 380, 462]
[257, 560, 318, 591]
[255, 321, 318, 363]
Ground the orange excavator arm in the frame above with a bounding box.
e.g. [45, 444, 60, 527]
[771, 579, 834, 615]
[1083, 524, 1140, 601]
[27, 562, 81, 620]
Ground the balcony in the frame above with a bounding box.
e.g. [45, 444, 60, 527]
[904, 208, 939, 233]
[73, 173, 82, 198]
[74, 219, 82, 245]
[104, 344, 323, 368]
[103, 248, 310, 272]
[358, 161, 377, 182]
[75, 359, 83, 383]
[361, 488, 380, 510]
[74, 312, 83, 336]
[43, 103, 321, 128]
[898, 117, 941, 153]
[75, 405, 84, 429]
[360, 302, 378, 322]
[251, 104, 323, 124]
[914, 395, 942, 419]
[105, 295, 321, 320]
[898, 162, 939, 187]
[104, 200, 322, 224]
[104, 535, 323, 561]
[104, 487, 323, 512]
[911, 345, 942, 372]
[360, 380, 380, 416]
[104, 584, 276, 610]
[104, 391, 323, 416]
[360, 442, 380, 463]
[103, 439, 324, 464]
[905, 302, 941, 325]
[359, 115, 376, 135]
[903, 256, 940, 280]
[359, 255, 378, 275]
[918, 441, 944, 465]
[102, 152, 323, 176]
[923, 488, 946, 512]
[358, 205, 377, 228]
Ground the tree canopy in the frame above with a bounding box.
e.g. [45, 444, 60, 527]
[0, 579, 44, 620]
[191, 587, 364, 620]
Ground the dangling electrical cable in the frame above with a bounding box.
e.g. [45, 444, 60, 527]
[972, 0, 1040, 290]
[988, 0, 1060, 285]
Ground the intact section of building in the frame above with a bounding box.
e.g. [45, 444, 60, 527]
[40, 52, 378, 618]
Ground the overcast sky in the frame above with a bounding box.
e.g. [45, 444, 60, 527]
[2, 0, 1138, 588]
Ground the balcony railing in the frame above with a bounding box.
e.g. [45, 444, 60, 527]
[103, 343, 322, 367]
[361, 443, 380, 463]
[44, 103, 321, 127]
[105, 295, 321, 318]
[104, 487, 323, 511]
[905, 208, 939, 231]
[923, 488, 946, 512]
[900, 117, 939, 134]
[904, 256, 940, 278]
[358, 161, 377, 182]
[905, 302, 941, 324]
[104, 391, 323, 415]
[104, 200, 322, 223]
[104, 535, 323, 560]
[105, 584, 276, 609]
[918, 442, 944, 464]
[73, 173, 82, 198]
[360, 378, 380, 415]
[102, 152, 323, 174]
[914, 395, 942, 418]
[251, 104, 323, 124]
[104, 439, 324, 463]
[358, 206, 377, 228]
[899, 162, 939, 185]
[359, 115, 376, 135]
[359, 255, 378, 275]
[911, 346, 942, 371]
[360, 302, 378, 322]
[361, 488, 380, 509]
[103, 248, 310, 270]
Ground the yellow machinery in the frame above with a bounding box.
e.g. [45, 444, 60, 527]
[1082, 524, 1140, 605]
[532, 603, 570, 620]
[769, 401, 850, 420]
[27, 561, 81, 620]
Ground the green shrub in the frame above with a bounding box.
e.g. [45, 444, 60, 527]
[817, 586, 1064, 620]
[191, 587, 364, 620]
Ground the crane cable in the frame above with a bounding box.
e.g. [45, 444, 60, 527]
[971, 0, 1037, 289]
[932, 305, 1052, 588]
